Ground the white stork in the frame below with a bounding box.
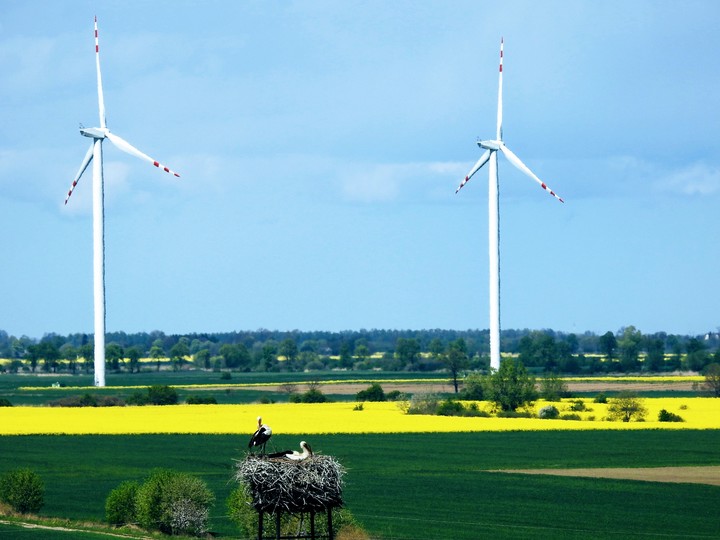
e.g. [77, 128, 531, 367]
[248, 416, 272, 454]
[268, 441, 313, 461]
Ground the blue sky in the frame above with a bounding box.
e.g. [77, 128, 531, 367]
[1, 1, 719, 339]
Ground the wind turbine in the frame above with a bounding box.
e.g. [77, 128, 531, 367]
[455, 38, 564, 371]
[64, 17, 180, 387]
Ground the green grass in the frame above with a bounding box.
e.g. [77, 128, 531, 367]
[0, 431, 718, 539]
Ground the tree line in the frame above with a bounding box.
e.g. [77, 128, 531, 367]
[1, 326, 719, 375]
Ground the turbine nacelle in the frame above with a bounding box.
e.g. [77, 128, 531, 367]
[80, 127, 107, 139]
[478, 139, 502, 151]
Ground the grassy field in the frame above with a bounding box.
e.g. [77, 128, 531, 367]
[0, 372, 717, 538]
[0, 431, 719, 539]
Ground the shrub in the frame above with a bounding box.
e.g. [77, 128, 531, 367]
[220, 371, 232, 380]
[186, 395, 218, 405]
[436, 399, 465, 416]
[291, 388, 328, 403]
[355, 383, 386, 402]
[459, 373, 485, 400]
[47, 394, 125, 407]
[658, 409, 684, 422]
[0, 468, 44, 514]
[568, 399, 588, 412]
[353, 403, 364, 411]
[136, 469, 214, 536]
[105, 480, 139, 526]
[0, 398, 12, 407]
[538, 405, 560, 419]
[593, 393, 608, 404]
[126, 390, 149, 406]
[385, 390, 401, 401]
[147, 385, 178, 405]
[559, 413, 582, 421]
[406, 393, 439, 415]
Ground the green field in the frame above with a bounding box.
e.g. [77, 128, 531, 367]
[1, 430, 719, 539]
[0, 371, 452, 406]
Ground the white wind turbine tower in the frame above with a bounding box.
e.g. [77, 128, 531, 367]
[455, 38, 564, 371]
[64, 17, 180, 387]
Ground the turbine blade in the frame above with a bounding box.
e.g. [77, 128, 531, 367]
[497, 37, 504, 141]
[94, 16, 106, 129]
[105, 132, 181, 177]
[455, 149, 491, 193]
[499, 144, 564, 203]
[65, 143, 95, 204]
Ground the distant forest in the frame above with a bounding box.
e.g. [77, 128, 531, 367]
[1, 327, 719, 375]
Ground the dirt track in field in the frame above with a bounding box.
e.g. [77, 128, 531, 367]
[491, 466, 720, 486]
[244, 381, 696, 395]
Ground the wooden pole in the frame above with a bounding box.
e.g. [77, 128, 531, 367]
[327, 508, 334, 540]
[257, 510, 263, 540]
[310, 510, 316, 540]
[275, 512, 281, 540]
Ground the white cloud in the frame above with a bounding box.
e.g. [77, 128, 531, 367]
[656, 163, 720, 196]
[339, 161, 465, 203]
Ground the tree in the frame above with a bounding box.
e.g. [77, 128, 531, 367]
[518, 331, 557, 369]
[25, 344, 40, 373]
[644, 336, 665, 372]
[279, 338, 298, 366]
[703, 363, 720, 397]
[169, 340, 190, 371]
[443, 339, 469, 393]
[395, 338, 420, 369]
[126, 346, 142, 374]
[428, 338, 445, 360]
[607, 392, 648, 422]
[219, 343, 251, 370]
[105, 343, 124, 372]
[483, 359, 537, 412]
[0, 468, 44, 514]
[598, 331, 617, 363]
[58, 344, 74, 373]
[354, 341, 370, 364]
[618, 326, 642, 372]
[338, 341, 353, 369]
[539, 372, 569, 401]
[80, 343, 94, 374]
[194, 348, 211, 369]
[260, 341, 278, 371]
[684, 338, 709, 372]
[149, 340, 165, 371]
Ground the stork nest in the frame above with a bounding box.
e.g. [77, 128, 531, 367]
[234, 454, 345, 514]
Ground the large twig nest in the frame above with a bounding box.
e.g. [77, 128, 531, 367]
[234, 455, 345, 514]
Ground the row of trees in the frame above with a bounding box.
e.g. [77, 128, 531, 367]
[2, 327, 720, 375]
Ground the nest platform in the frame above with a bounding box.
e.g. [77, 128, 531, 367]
[235, 454, 345, 514]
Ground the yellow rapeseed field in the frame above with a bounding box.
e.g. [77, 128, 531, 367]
[0, 398, 718, 435]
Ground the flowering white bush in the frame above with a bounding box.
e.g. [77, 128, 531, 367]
[170, 497, 210, 536]
[538, 405, 560, 419]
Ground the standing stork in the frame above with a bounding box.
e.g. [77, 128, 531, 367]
[268, 441, 313, 461]
[248, 416, 272, 455]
